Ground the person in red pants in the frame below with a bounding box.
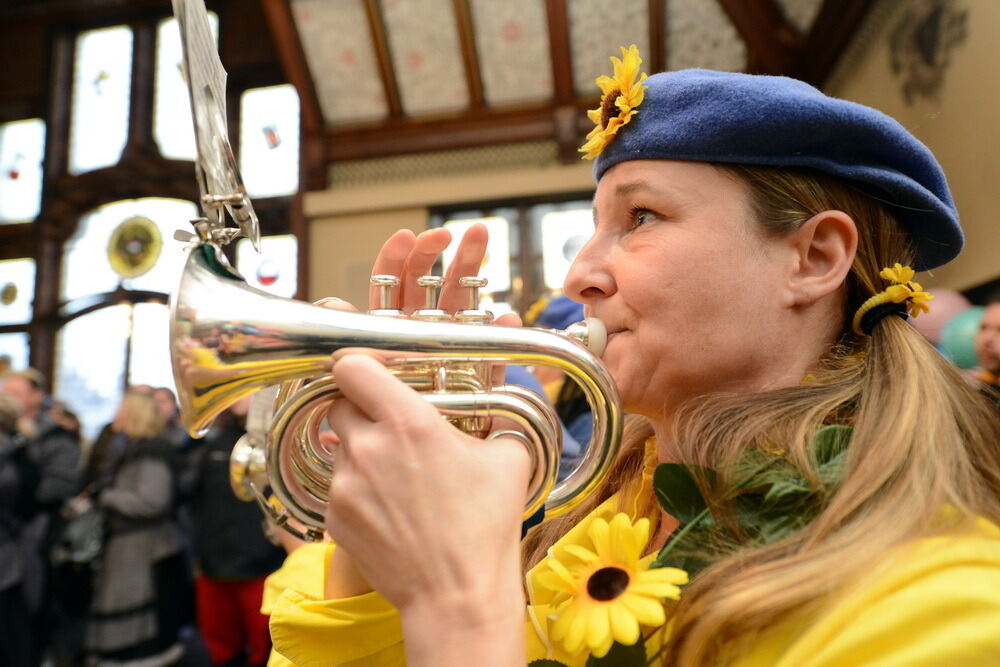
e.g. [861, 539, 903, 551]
[182, 398, 284, 666]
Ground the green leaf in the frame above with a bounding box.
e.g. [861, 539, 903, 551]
[586, 639, 647, 666]
[529, 661, 571, 667]
[653, 464, 714, 524]
[758, 513, 808, 543]
[812, 425, 852, 464]
[763, 478, 811, 504]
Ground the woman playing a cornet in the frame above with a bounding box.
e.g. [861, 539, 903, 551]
[269, 49, 1000, 666]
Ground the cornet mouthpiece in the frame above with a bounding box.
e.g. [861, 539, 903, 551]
[562, 318, 608, 358]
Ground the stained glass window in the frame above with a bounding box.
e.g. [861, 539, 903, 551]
[62, 198, 197, 302]
[539, 208, 593, 290]
[0, 119, 45, 223]
[68, 25, 134, 175]
[128, 302, 175, 394]
[154, 14, 219, 160]
[54, 305, 129, 440]
[236, 234, 298, 298]
[441, 216, 511, 294]
[0, 333, 30, 373]
[0, 258, 35, 325]
[240, 84, 300, 198]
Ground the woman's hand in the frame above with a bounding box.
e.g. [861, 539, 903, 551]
[325, 353, 530, 665]
[325, 354, 531, 606]
[321, 225, 531, 664]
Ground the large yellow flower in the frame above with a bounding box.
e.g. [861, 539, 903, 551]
[579, 45, 648, 160]
[537, 513, 688, 658]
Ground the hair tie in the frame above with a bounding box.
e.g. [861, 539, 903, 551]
[852, 264, 934, 336]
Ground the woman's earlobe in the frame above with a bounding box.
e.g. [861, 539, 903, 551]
[786, 211, 858, 307]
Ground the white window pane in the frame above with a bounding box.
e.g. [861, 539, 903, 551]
[63, 198, 197, 302]
[0, 119, 45, 223]
[0, 333, 30, 372]
[0, 258, 35, 325]
[236, 234, 298, 298]
[541, 209, 593, 290]
[154, 14, 219, 160]
[69, 26, 133, 175]
[129, 302, 175, 394]
[442, 217, 511, 294]
[55, 305, 129, 441]
[240, 84, 300, 198]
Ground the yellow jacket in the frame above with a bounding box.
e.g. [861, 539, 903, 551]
[261, 543, 333, 667]
[268, 497, 1000, 666]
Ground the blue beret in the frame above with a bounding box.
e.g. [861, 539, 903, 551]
[593, 69, 962, 270]
[535, 295, 585, 330]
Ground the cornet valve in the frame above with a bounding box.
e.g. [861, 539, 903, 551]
[368, 274, 404, 317]
[455, 276, 492, 325]
[413, 276, 451, 321]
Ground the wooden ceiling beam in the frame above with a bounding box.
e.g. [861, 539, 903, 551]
[323, 102, 598, 162]
[451, 0, 485, 109]
[362, 0, 403, 118]
[715, 0, 800, 74]
[544, 0, 578, 162]
[648, 0, 666, 74]
[258, 0, 323, 134]
[545, 0, 575, 106]
[793, 0, 875, 88]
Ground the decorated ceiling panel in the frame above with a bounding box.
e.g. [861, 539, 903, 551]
[668, 0, 746, 72]
[470, 0, 552, 108]
[568, 0, 650, 97]
[382, 0, 468, 116]
[292, 0, 388, 124]
[280, 0, 871, 169]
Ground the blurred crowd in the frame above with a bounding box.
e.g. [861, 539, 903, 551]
[0, 371, 285, 667]
[0, 290, 997, 667]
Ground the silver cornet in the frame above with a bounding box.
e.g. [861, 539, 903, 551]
[169, 0, 622, 542]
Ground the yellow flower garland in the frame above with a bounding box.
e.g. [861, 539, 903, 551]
[579, 45, 648, 160]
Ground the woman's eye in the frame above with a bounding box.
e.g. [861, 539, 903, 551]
[630, 208, 654, 228]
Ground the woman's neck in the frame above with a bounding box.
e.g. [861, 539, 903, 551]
[651, 416, 680, 463]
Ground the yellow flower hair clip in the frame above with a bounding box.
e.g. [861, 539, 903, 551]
[580, 45, 648, 160]
[852, 263, 934, 335]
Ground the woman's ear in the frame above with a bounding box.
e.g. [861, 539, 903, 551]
[784, 210, 858, 307]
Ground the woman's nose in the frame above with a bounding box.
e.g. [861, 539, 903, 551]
[564, 238, 615, 304]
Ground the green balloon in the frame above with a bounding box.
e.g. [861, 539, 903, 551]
[939, 306, 984, 369]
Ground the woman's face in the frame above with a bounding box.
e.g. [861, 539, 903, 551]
[565, 160, 799, 418]
[975, 303, 1000, 376]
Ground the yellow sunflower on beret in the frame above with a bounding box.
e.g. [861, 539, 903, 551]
[580, 45, 648, 160]
[538, 512, 688, 657]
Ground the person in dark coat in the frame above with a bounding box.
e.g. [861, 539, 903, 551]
[0, 392, 39, 665]
[86, 390, 187, 666]
[1, 368, 82, 664]
[183, 396, 284, 667]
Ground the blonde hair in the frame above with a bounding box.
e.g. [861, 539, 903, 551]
[524, 165, 1000, 665]
[119, 390, 166, 441]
